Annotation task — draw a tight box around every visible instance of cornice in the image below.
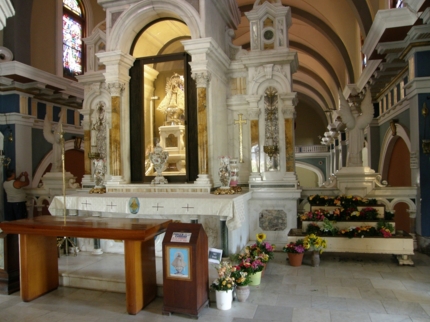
[362,7,419,59]
[182,37,231,83]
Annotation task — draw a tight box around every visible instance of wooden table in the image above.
[0,216,171,315]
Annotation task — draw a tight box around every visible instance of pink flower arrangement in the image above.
[283,239,306,254]
[235,257,265,275]
[379,227,392,238]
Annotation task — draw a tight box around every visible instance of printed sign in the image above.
[171,232,192,243]
[208,248,223,264]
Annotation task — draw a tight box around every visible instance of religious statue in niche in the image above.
[157,73,185,125]
[92,102,107,159]
[338,88,374,167]
[89,102,107,192]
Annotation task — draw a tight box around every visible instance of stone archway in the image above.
[107,0,203,54]
[379,123,411,181]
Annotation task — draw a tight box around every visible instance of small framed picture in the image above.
[165,245,192,281]
[208,248,223,264]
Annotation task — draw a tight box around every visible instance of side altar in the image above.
[48,191,252,256]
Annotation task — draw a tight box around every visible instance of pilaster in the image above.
[96,51,135,184]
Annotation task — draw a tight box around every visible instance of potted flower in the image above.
[246,233,275,263]
[231,266,251,302]
[233,255,265,286]
[210,261,235,310]
[283,239,307,266]
[246,233,275,277]
[303,234,327,267]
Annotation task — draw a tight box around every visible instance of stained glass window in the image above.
[63,0,84,78]
[63,0,82,16]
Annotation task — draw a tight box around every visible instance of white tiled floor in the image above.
[1,251,430,321]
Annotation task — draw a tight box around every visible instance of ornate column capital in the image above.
[107,82,125,97]
[247,108,261,120]
[192,71,211,88]
[281,107,295,119]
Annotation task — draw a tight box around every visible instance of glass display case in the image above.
[129,53,198,183]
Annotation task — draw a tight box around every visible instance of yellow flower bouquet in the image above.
[303,234,327,254]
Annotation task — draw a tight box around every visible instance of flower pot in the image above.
[236,285,250,302]
[261,263,267,277]
[311,251,320,267]
[249,271,262,286]
[215,289,233,310]
[287,252,304,267]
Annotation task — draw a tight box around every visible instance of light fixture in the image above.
[422,102,430,154]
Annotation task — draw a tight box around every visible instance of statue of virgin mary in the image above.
[157,73,185,125]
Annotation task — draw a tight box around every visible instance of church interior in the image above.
[1,0,430,320]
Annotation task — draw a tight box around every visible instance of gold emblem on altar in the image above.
[129,197,140,214]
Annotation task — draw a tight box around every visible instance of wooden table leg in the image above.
[19,234,59,301]
[124,238,157,315]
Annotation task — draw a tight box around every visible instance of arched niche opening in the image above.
[129,19,198,183]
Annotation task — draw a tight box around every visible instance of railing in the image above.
[295,145,329,153]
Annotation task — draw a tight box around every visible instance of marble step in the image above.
[58,251,219,296]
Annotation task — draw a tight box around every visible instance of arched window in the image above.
[63,0,85,78]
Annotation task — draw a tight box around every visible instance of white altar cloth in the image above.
[48,192,252,230]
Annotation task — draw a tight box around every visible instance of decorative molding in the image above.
[0,0,14,30]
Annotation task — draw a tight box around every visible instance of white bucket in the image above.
[215,289,233,310]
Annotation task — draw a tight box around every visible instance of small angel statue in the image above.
[337,88,374,167]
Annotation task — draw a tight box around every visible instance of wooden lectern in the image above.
[162,223,209,317]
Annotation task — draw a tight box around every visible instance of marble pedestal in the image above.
[248,188,301,250]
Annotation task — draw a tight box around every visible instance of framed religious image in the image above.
[165,245,192,281]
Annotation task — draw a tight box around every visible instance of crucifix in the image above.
[234,113,247,163]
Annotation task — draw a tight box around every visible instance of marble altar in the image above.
[48,192,252,255]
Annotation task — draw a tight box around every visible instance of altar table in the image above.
[48,192,250,230]
[0,216,171,315]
